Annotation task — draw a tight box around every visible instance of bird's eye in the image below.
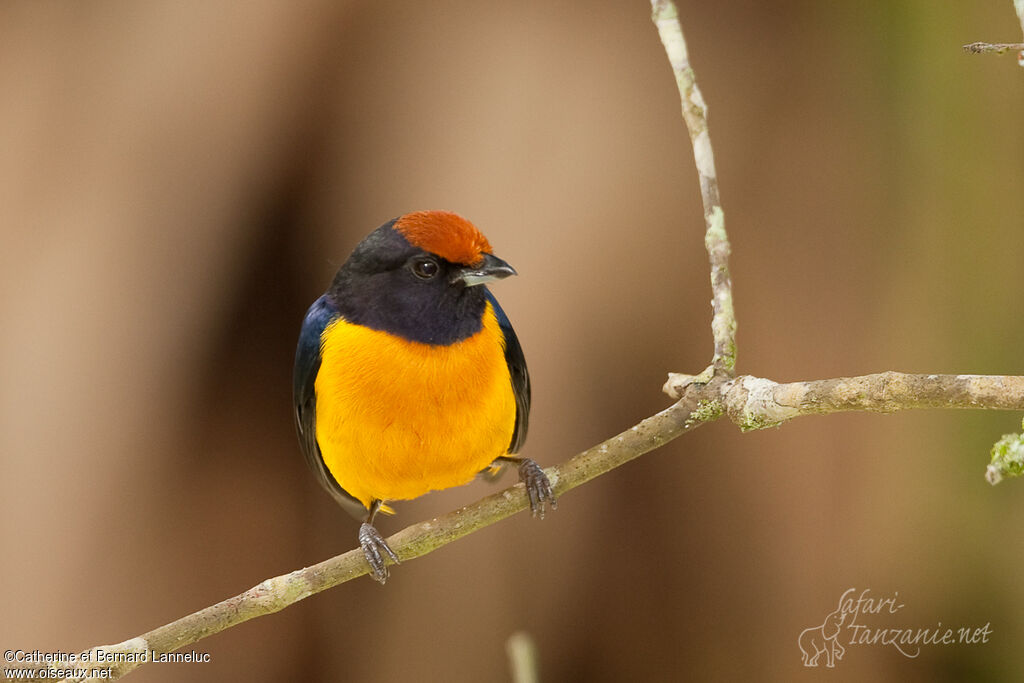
[411,258,439,279]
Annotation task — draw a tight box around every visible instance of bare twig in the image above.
[963,41,1024,54]
[651,0,736,375]
[963,0,1024,64]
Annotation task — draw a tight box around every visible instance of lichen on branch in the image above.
[665,372,1024,429]
[987,419,1024,484]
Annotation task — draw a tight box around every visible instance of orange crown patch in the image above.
[394,210,492,266]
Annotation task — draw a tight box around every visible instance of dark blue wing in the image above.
[486,289,530,453]
[293,294,367,518]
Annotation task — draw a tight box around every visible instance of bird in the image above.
[293,210,555,583]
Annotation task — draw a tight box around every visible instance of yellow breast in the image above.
[314,302,516,507]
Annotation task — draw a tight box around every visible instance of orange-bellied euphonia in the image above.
[293,210,555,583]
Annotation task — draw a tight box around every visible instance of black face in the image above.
[327,220,488,345]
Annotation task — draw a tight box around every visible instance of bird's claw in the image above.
[359,522,400,584]
[517,458,557,519]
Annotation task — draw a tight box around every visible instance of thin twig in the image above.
[962,0,1024,63]
[651,0,736,375]
[962,41,1024,54]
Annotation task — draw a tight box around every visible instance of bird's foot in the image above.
[359,522,400,584]
[518,458,557,519]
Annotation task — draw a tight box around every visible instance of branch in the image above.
[29,5,726,681]
[963,41,1024,55]
[48,368,1024,682]
[27,3,1024,681]
[651,0,736,375]
[29,397,707,683]
[665,371,1024,431]
[963,0,1024,64]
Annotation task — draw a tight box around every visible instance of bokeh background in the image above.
[2,1,1023,681]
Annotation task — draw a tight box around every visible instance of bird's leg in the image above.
[494,456,557,519]
[359,499,399,584]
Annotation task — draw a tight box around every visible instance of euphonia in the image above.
[293,210,555,583]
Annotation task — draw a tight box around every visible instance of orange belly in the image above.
[314,302,516,507]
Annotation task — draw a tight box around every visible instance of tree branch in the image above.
[962,0,1024,64]
[27,2,1024,681]
[29,4,726,680]
[651,0,736,375]
[665,371,1024,431]
[30,396,707,683]
[963,41,1024,55]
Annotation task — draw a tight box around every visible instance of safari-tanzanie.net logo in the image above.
[798,588,992,668]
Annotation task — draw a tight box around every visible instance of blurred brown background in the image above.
[2,1,1023,681]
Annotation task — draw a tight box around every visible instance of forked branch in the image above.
[25,2,1024,681]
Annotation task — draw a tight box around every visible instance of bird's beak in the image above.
[454,253,517,287]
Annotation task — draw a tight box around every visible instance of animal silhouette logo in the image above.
[798,607,846,667]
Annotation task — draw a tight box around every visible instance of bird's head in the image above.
[329,210,516,345]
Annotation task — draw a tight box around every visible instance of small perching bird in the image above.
[293,210,555,582]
